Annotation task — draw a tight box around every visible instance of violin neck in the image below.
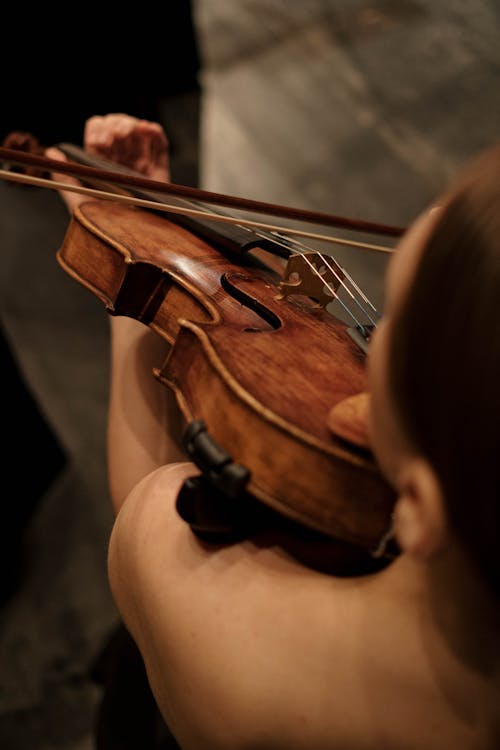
[58,143,290,260]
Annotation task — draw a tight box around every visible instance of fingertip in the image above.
[45,146,67,162]
[84,115,102,139]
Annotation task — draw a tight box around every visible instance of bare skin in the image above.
[51,115,500,749]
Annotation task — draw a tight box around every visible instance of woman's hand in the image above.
[46,112,170,213]
[83,113,170,182]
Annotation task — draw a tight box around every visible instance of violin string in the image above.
[0,167,395,254]
[246,227,380,329]
[314,255,380,327]
[299,254,374,336]
[163,194,380,333]
[341,271,381,318]
[244,226,381,331]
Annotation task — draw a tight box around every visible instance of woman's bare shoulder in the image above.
[108,461,362,600]
[106,462,368,747]
[107,460,351,621]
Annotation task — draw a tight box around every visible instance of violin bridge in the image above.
[278,252,344,308]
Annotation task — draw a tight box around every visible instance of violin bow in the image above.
[0,145,404,254]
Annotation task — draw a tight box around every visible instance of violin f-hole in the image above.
[220,273,281,331]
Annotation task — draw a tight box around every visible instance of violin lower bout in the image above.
[157,316,395,553]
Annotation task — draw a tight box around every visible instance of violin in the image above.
[0,138,402,567]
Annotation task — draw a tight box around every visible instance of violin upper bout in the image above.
[327,392,372,451]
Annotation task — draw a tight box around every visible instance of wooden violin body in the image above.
[58,199,395,553]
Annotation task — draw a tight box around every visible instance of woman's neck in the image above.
[428,545,500,668]
[381,545,500,743]
[388,542,500,686]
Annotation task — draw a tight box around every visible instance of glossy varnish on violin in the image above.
[58,199,395,551]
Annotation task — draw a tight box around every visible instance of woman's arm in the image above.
[49,113,186,513]
[107,315,185,513]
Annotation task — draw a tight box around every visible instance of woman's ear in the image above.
[393,458,448,558]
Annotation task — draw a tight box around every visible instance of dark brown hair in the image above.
[388,143,500,594]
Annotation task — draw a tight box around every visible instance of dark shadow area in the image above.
[0,324,67,606]
[0,3,201,749]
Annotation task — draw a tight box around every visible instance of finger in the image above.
[135,120,169,153]
[45,147,85,212]
[84,115,102,147]
[88,114,136,159]
[87,113,128,151]
[83,114,169,180]
[134,121,170,180]
[84,115,111,151]
[150,128,170,180]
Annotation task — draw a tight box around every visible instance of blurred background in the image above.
[0,1,499,747]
